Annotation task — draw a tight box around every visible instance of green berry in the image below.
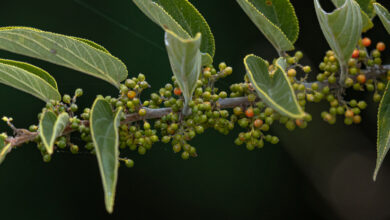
[63,95,71,104]
[43,154,51,163]
[70,145,79,154]
[75,88,83,97]
[125,159,134,168]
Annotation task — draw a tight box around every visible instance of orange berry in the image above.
[127,90,137,99]
[174,87,182,96]
[345,109,354,118]
[362,37,371,47]
[353,115,362,124]
[245,107,254,118]
[377,42,386,52]
[352,49,359,58]
[356,74,366,84]
[253,119,263,128]
[295,119,303,127]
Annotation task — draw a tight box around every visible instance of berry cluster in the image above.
[3,37,388,166]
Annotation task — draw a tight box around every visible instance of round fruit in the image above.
[362,37,371,47]
[377,42,386,52]
[245,107,254,118]
[352,49,359,58]
[356,74,366,84]
[174,87,182,96]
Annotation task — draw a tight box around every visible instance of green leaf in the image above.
[164,30,202,114]
[331,0,373,32]
[244,54,305,119]
[201,53,213,66]
[39,111,69,154]
[237,0,298,52]
[356,0,376,18]
[72,37,111,54]
[374,3,390,35]
[0,140,11,165]
[374,81,390,181]
[0,59,61,101]
[90,98,122,213]
[314,0,362,84]
[0,27,127,87]
[132,0,215,59]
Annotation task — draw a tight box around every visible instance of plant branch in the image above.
[4,65,390,149]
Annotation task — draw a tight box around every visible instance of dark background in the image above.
[0,0,390,219]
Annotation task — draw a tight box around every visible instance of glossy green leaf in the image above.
[331,0,373,32]
[0,140,12,165]
[244,54,305,119]
[315,0,362,83]
[0,27,127,87]
[165,30,202,114]
[0,59,61,101]
[374,82,390,181]
[39,111,69,154]
[133,0,215,59]
[374,3,390,35]
[237,0,298,52]
[90,98,122,213]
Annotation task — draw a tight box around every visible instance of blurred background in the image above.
[1,0,390,219]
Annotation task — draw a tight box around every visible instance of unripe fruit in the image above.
[173,144,181,153]
[43,154,51,163]
[357,101,367,109]
[125,159,134,168]
[373,93,381,102]
[233,107,243,116]
[138,108,147,116]
[181,151,190,160]
[224,67,233,75]
[287,69,296,77]
[70,145,79,154]
[63,95,71,104]
[303,66,311,73]
[75,88,83,97]
[377,82,385,91]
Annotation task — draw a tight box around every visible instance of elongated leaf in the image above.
[0,27,127,87]
[39,111,69,154]
[331,0,373,32]
[72,37,111,54]
[374,82,390,180]
[315,0,362,83]
[132,0,215,59]
[165,30,202,114]
[0,59,60,101]
[90,98,122,213]
[237,0,298,52]
[244,54,305,119]
[374,3,390,35]
[0,141,12,165]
